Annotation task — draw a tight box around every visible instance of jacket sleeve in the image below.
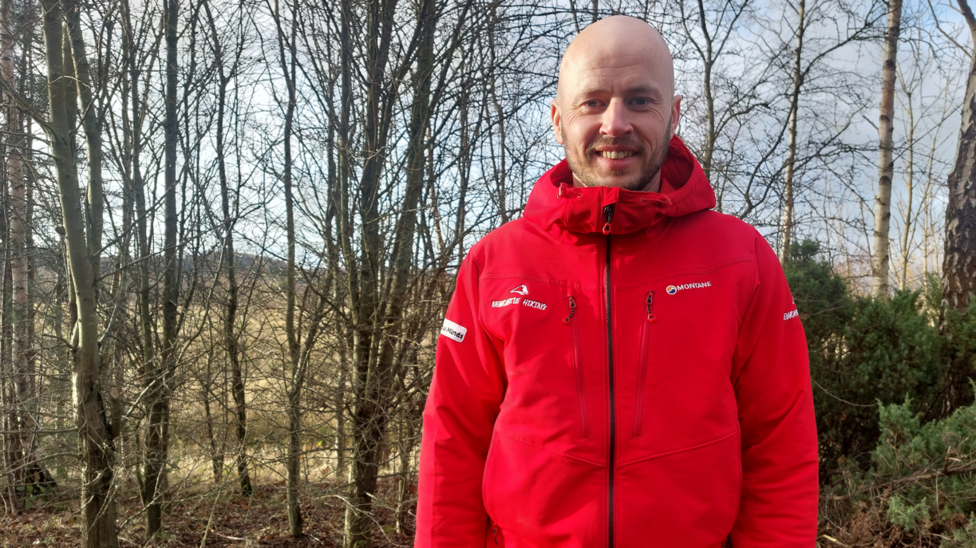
[415,247,506,548]
[729,234,819,547]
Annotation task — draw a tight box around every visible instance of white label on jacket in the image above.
[665,280,712,295]
[492,297,521,308]
[440,318,467,342]
[784,309,799,321]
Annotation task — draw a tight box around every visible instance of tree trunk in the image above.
[335,338,348,480]
[64,0,103,287]
[938,0,976,414]
[118,0,156,515]
[202,0,252,497]
[1,0,24,508]
[274,0,303,535]
[143,0,179,536]
[341,0,390,542]
[696,0,716,183]
[0,88,19,509]
[4,0,56,506]
[899,92,915,291]
[488,5,507,224]
[394,419,414,535]
[202,353,221,484]
[943,0,976,311]
[343,0,436,545]
[39,0,118,544]
[871,0,902,297]
[780,0,805,263]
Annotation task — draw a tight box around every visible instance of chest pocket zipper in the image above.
[565,296,590,439]
[632,291,656,439]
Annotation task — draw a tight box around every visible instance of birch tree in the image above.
[871,0,903,297]
[943,0,976,311]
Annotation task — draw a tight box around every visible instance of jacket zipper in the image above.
[632,291,655,439]
[565,296,590,438]
[603,204,615,548]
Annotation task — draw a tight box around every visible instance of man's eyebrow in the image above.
[576,84,664,97]
[623,85,664,96]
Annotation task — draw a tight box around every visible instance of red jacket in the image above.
[416,136,818,548]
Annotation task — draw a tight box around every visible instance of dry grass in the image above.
[0,476,415,548]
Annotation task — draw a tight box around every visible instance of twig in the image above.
[0,75,55,135]
[210,531,247,542]
[831,461,976,501]
[819,534,852,547]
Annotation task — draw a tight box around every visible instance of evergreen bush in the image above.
[785,241,946,479]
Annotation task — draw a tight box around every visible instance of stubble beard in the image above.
[564,116,672,192]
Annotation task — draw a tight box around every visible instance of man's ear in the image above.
[551,99,564,145]
[671,95,682,135]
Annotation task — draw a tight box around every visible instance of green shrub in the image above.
[785,241,946,479]
[787,242,976,544]
[820,392,976,546]
[870,394,975,543]
[941,297,976,412]
[872,393,976,515]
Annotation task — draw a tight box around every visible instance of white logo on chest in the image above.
[666,281,712,295]
[492,284,548,311]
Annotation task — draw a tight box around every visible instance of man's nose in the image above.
[600,100,632,136]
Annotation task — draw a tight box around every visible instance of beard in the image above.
[564,114,672,191]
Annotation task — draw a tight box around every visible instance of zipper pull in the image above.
[563,295,576,324]
[602,204,615,235]
[645,291,656,322]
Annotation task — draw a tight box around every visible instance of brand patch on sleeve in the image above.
[440,318,467,342]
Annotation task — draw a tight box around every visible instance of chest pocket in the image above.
[615,260,752,463]
[480,276,602,458]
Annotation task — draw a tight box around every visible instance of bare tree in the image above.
[871,0,903,297]
[202,0,252,497]
[141,0,179,535]
[1,0,56,509]
[37,0,119,543]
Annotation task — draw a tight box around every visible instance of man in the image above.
[416,16,818,548]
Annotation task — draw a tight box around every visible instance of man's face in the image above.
[552,45,681,192]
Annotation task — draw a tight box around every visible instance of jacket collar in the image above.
[523,135,716,238]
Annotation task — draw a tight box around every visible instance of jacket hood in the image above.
[523,135,716,237]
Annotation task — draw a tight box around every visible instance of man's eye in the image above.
[632,98,650,106]
[584,100,601,108]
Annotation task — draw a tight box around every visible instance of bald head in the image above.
[550,16,681,192]
[556,16,674,105]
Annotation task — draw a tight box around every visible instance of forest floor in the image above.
[0,478,414,547]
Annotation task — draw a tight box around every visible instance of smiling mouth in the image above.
[598,150,635,159]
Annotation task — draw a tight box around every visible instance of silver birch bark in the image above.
[872,0,903,297]
[943,0,976,311]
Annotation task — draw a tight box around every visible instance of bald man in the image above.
[417,16,818,548]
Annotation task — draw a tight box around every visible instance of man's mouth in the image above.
[598,150,635,159]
